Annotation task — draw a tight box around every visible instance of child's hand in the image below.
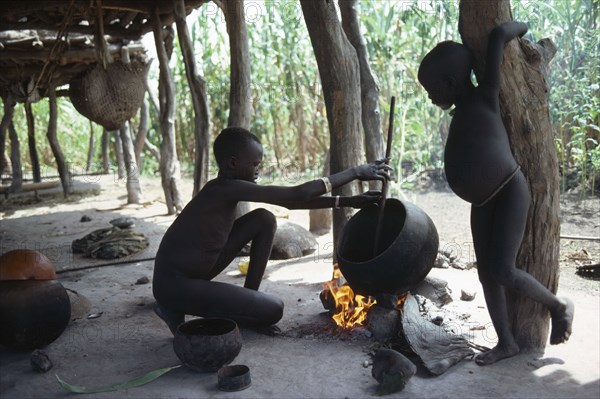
[346,191,383,208]
[354,159,392,182]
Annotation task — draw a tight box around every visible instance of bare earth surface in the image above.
[0,174,598,399]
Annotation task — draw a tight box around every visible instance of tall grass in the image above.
[4,0,598,196]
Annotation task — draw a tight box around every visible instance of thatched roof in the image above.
[0,0,206,101]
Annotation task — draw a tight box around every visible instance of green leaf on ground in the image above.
[56,364,182,394]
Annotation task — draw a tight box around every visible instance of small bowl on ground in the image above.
[217,364,251,391]
[173,318,242,372]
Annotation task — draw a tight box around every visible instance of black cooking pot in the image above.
[337,198,439,296]
[0,280,71,350]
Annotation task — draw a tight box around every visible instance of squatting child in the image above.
[153,127,391,334]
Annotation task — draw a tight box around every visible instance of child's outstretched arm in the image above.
[273,190,382,210]
[225,160,391,204]
[482,21,528,100]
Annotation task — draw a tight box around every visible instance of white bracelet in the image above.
[321,177,332,193]
[335,195,340,209]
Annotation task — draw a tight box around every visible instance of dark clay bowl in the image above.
[173,318,242,372]
[337,198,439,296]
[0,280,71,350]
[217,364,251,391]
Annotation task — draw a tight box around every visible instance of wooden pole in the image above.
[25,102,41,182]
[373,96,396,257]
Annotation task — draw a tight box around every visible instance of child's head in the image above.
[214,127,263,181]
[418,41,473,109]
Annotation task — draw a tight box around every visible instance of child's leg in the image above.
[206,208,277,290]
[471,201,520,365]
[487,171,573,345]
[157,277,283,327]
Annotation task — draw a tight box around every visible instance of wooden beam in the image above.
[0,43,146,63]
[0,180,60,194]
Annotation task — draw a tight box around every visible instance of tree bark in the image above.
[25,102,41,182]
[459,0,560,350]
[135,96,162,166]
[153,8,184,214]
[0,99,15,179]
[174,0,210,196]
[222,0,252,128]
[101,127,110,174]
[339,0,384,191]
[221,0,252,217]
[134,97,149,169]
[86,120,95,173]
[301,0,364,248]
[310,150,332,235]
[119,121,142,204]
[8,122,22,191]
[46,87,72,197]
[113,130,126,180]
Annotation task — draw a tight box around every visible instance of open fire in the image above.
[323,268,376,329]
[322,266,407,329]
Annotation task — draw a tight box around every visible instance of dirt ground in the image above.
[0,174,598,399]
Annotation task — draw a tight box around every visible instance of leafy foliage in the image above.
[3,0,598,196]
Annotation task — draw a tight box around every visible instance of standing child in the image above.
[153,127,391,334]
[417,21,573,365]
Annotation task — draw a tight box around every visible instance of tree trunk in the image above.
[222,0,252,128]
[46,87,71,197]
[25,102,41,183]
[339,0,384,191]
[101,128,110,174]
[221,0,252,217]
[310,150,332,235]
[153,8,184,215]
[8,122,22,191]
[135,96,162,166]
[174,0,210,196]
[86,120,95,173]
[119,121,142,204]
[113,130,126,180]
[0,99,15,179]
[301,0,364,248]
[459,0,560,350]
[134,98,149,169]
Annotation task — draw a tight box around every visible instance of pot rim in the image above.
[337,198,419,265]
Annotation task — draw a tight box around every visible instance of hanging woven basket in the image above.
[69,60,149,130]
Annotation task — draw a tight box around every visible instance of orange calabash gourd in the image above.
[0,249,57,281]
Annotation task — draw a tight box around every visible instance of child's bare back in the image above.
[155,179,239,279]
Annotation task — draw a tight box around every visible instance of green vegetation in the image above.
[4,0,598,196]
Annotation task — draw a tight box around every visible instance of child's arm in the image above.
[224,161,390,204]
[272,191,382,210]
[482,21,528,99]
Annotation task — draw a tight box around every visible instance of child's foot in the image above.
[241,324,282,337]
[550,298,574,345]
[475,342,520,366]
[153,302,184,335]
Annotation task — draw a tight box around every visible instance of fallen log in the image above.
[0,180,59,194]
[560,235,600,242]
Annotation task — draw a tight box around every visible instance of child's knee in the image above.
[260,295,284,325]
[485,266,515,287]
[253,208,277,233]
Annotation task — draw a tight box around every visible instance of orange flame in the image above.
[395,293,408,309]
[323,266,376,329]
